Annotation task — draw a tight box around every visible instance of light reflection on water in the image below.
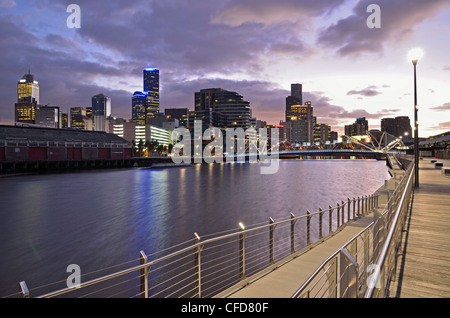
[0,159,389,296]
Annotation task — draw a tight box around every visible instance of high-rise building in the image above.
[193,88,251,129]
[345,117,368,136]
[165,108,189,127]
[143,68,159,121]
[395,116,412,138]
[286,101,314,145]
[380,116,412,138]
[132,91,147,125]
[92,94,111,131]
[286,83,302,122]
[35,105,60,128]
[15,69,39,124]
[70,107,87,129]
[17,69,39,104]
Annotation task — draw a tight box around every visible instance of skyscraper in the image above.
[143,68,159,121]
[92,93,111,131]
[17,68,39,104]
[131,91,147,125]
[286,83,302,122]
[15,69,39,124]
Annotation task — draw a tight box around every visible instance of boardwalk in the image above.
[390,159,450,298]
[216,167,402,298]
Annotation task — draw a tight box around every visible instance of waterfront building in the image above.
[286,101,314,145]
[194,88,251,129]
[15,100,37,124]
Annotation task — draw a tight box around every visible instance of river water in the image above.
[0,159,389,297]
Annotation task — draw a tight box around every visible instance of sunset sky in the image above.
[1,0,449,137]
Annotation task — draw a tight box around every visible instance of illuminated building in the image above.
[143,68,159,122]
[35,105,60,128]
[15,69,39,124]
[92,94,111,131]
[70,107,87,129]
[17,69,39,104]
[193,88,251,129]
[132,91,147,125]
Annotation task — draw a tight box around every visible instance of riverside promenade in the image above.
[216,158,404,298]
[389,158,450,298]
[218,157,450,298]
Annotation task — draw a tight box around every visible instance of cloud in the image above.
[347,85,381,97]
[430,102,450,112]
[317,0,450,56]
[210,0,345,27]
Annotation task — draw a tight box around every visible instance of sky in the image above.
[0,0,449,137]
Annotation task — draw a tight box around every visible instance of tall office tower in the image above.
[286,83,302,122]
[15,69,40,124]
[143,68,159,122]
[395,116,412,138]
[92,93,111,131]
[286,100,314,145]
[194,88,251,129]
[346,117,369,136]
[380,117,397,136]
[35,105,60,128]
[70,107,87,129]
[17,68,39,103]
[131,91,147,125]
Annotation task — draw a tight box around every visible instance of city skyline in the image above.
[1,1,450,137]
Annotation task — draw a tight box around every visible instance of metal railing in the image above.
[12,191,379,298]
[291,156,414,298]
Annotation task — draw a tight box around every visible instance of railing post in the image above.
[19,281,29,298]
[319,208,323,240]
[329,205,333,233]
[290,213,296,254]
[353,197,356,219]
[306,210,311,246]
[194,232,203,298]
[239,222,246,280]
[347,198,351,222]
[337,203,341,228]
[140,250,149,298]
[365,195,368,214]
[341,200,345,225]
[269,218,275,265]
[357,196,360,216]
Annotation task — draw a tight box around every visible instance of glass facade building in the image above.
[132,91,147,125]
[143,68,159,122]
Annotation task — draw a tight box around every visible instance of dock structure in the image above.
[389,159,450,298]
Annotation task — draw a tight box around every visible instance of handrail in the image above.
[27,192,377,298]
[291,155,414,298]
[364,163,414,298]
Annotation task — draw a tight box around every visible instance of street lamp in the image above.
[408,48,423,188]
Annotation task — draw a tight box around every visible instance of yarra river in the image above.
[0,159,390,297]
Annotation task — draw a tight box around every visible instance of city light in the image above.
[407,48,424,64]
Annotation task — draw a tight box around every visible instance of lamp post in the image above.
[408,48,423,188]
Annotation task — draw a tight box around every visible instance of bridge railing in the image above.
[291,155,414,298]
[15,193,379,298]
